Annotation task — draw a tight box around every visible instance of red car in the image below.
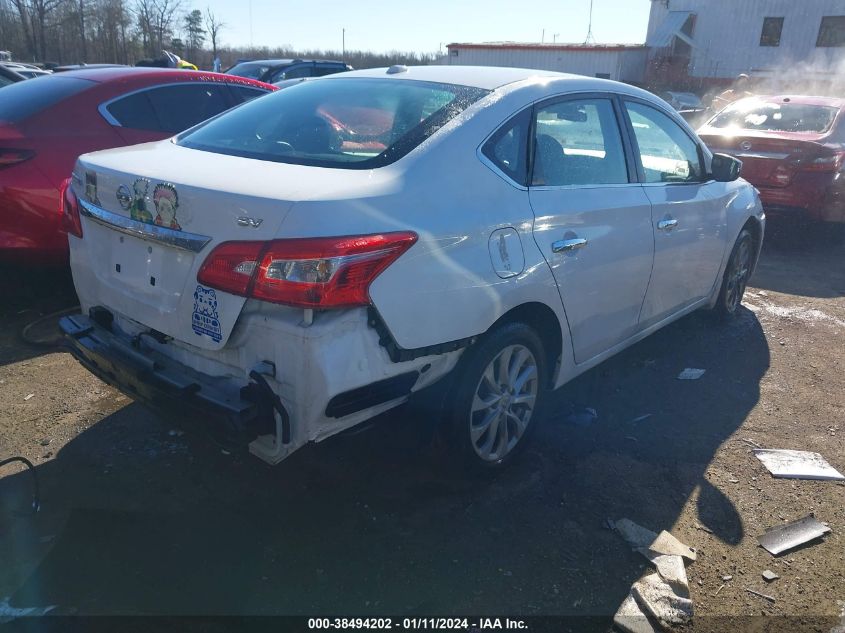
[699,95,845,233]
[0,67,275,264]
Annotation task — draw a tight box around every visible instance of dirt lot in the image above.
[1,226,844,631]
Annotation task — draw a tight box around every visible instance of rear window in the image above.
[177,78,490,169]
[708,100,839,133]
[0,75,90,123]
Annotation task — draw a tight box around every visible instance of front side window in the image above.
[708,99,838,133]
[177,78,490,169]
[482,108,531,185]
[531,98,628,187]
[625,101,703,184]
[760,17,784,46]
[817,16,845,47]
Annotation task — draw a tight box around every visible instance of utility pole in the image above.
[584,0,596,44]
[541,28,545,43]
[249,0,254,49]
[342,28,346,61]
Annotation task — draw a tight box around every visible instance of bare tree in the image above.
[204,5,222,60]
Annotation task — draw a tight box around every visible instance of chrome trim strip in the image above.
[78,198,212,253]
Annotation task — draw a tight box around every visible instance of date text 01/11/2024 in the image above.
[307,618,529,630]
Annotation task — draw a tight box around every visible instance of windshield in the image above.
[177,77,490,169]
[226,61,274,79]
[708,100,839,133]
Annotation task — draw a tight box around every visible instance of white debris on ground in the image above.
[677,368,706,380]
[753,449,845,481]
[0,597,56,624]
[744,292,845,329]
[611,519,695,632]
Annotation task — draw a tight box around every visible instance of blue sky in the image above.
[201,0,653,53]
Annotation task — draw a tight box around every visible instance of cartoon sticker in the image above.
[153,183,181,230]
[192,285,222,343]
[126,178,153,224]
[84,171,101,205]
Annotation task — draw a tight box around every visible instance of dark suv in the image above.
[225,59,352,83]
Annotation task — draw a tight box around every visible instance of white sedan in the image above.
[60,65,764,471]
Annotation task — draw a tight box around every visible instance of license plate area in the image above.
[94,223,196,312]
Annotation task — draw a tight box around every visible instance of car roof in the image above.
[51,66,272,87]
[236,58,345,64]
[323,65,586,90]
[740,94,845,109]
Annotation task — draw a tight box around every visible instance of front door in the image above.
[528,95,654,364]
[622,100,728,327]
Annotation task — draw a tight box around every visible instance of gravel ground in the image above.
[1,226,844,631]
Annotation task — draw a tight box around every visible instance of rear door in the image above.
[528,94,654,364]
[623,99,728,327]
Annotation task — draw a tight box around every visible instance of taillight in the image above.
[0,148,34,168]
[197,232,418,309]
[59,178,83,238]
[801,151,845,172]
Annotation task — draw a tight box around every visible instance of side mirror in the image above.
[711,152,742,182]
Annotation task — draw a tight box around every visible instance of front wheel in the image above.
[446,322,548,473]
[714,228,754,318]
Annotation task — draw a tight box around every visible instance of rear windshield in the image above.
[0,75,91,123]
[708,100,839,133]
[226,62,275,80]
[177,78,490,169]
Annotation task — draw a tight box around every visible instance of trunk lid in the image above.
[73,141,298,350]
[699,129,838,188]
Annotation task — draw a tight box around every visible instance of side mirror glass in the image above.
[711,152,742,182]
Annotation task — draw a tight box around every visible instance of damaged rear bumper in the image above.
[60,311,280,449]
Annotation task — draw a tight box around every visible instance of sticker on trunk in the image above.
[192,285,222,342]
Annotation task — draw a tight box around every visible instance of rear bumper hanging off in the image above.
[60,311,281,448]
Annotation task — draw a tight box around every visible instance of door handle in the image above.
[657,218,679,231]
[552,237,588,253]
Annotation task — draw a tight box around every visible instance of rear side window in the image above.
[625,101,703,183]
[106,84,234,133]
[277,64,313,80]
[482,109,531,185]
[0,76,90,123]
[532,98,628,187]
[105,91,158,129]
[147,84,232,133]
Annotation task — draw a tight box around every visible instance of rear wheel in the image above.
[446,323,547,473]
[714,228,754,318]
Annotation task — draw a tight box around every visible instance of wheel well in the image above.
[742,216,762,248]
[490,302,563,386]
[741,216,763,273]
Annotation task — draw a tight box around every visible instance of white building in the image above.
[442,0,845,88]
[441,43,649,83]
[647,0,845,81]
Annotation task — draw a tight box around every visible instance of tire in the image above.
[444,322,548,473]
[714,228,754,318]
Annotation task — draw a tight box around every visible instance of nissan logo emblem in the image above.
[740,141,753,151]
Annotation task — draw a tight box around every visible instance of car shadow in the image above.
[752,220,845,299]
[0,307,769,621]
[0,264,78,367]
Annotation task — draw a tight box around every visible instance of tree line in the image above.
[0,0,438,70]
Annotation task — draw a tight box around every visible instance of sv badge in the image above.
[236,217,263,228]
